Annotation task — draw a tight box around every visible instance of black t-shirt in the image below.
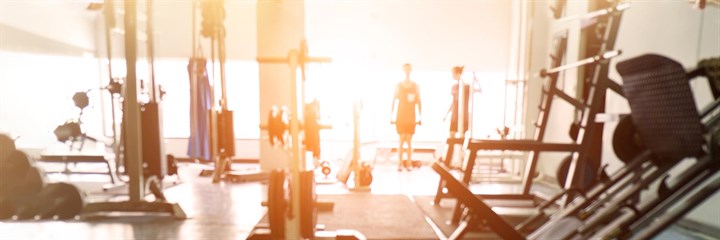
[451,83,470,124]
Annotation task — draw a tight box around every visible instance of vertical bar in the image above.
[208,1,220,181]
[451,149,478,224]
[103,0,120,169]
[353,101,360,168]
[147,0,156,101]
[434,138,458,204]
[123,0,145,201]
[631,177,720,240]
[564,7,623,206]
[521,31,568,195]
[217,1,228,111]
[287,50,301,240]
[188,1,199,168]
[191,0,196,59]
[521,78,558,195]
[458,76,465,138]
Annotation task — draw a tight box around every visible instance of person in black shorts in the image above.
[445,66,470,138]
[391,63,422,171]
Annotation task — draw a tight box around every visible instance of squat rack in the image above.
[434,0,629,228]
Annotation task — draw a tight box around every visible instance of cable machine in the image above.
[82,0,186,218]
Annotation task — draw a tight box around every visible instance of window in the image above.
[103,58,260,139]
[305,63,511,142]
[0,51,101,149]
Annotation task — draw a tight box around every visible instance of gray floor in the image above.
[0,161,716,239]
[1,162,454,240]
[1,163,266,239]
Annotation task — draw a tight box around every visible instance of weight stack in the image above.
[268,169,286,239]
[300,170,317,238]
[141,102,167,178]
[217,110,235,157]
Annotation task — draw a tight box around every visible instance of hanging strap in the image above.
[195,44,206,60]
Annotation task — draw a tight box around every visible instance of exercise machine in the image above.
[556,54,720,240]
[80,0,186,219]
[432,53,719,239]
[336,101,374,191]
[433,1,632,237]
[249,40,364,239]
[434,1,629,231]
[188,0,242,184]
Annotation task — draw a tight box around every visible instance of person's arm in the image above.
[391,84,398,124]
[444,84,455,121]
[443,108,451,122]
[416,84,422,125]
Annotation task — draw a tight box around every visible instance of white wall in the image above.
[0,1,96,53]
[150,1,257,60]
[0,2,101,148]
[305,0,512,72]
[528,0,720,231]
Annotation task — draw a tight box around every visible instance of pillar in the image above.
[257,1,305,172]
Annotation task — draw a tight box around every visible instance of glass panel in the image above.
[0,51,101,149]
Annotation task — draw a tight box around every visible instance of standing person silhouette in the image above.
[445,66,470,138]
[391,63,422,171]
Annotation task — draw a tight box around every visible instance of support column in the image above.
[257,0,305,171]
[123,0,144,201]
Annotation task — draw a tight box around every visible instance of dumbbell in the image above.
[15,183,85,220]
[411,160,422,169]
[320,161,331,177]
[0,150,44,220]
[358,162,373,187]
[0,134,16,162]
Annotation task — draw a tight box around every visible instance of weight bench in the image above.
[436,139,583,224]
[432,162,526,239]
[39,154,117,184]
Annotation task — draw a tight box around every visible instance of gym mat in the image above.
[256,194,439,240]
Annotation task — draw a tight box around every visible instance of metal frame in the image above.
[531,54,719,239]
[434,30,570,205]
[434,142,708,240]
[433,1,631,235]
[589,154,717,239]
[581,75,720,239]
[82,0,186,219]
[439,47,625,224]
[561,2,624,205]
[531,107,705,238]
[255,41,331,239]
[38,155,118,185]
[631,176,720,240]
[433,162,525,240]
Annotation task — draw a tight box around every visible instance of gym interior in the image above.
[1,0,719,239]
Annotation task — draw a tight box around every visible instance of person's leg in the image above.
[406,134,414,170]
[403,134,413,169]
[398,134,405,171]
